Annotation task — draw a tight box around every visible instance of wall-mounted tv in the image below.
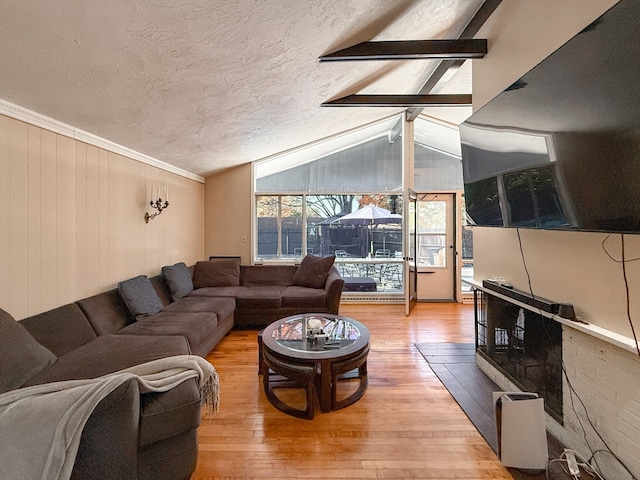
[460,0,640,233]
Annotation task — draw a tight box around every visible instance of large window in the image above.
[255,121,404,267]
[255,194,403,261]
[253,115,467,296]
[256,196,303,260]
[305,194,357,258]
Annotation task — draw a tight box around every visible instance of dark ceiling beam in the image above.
[319,39,487,61]
[406,0,502,121]
[322,94,472,107]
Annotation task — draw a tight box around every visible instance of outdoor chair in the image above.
[382,263,402,288]
[335,250,362,277]
[371,249,391,284]
[342,262,362,278]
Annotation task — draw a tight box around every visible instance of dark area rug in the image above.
[415,343,586,480]
[414,342,499,452]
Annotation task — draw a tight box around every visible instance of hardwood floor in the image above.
[196,303,513,479]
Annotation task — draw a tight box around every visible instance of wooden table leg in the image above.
[257,329,264,375]
[318,359,332,413]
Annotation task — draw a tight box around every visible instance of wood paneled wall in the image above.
[0,114,204,320]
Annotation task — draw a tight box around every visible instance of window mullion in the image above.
[277,196,283,259]
[301,194,307,258]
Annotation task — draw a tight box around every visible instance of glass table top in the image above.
[271,314,362,353]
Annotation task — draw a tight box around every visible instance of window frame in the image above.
[253,191,403,264]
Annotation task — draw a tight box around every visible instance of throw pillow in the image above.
[0,307,57,394]
[162,262,194,301]
[292,254,335,289]
[193,258,241,288]
[118,275,164,320]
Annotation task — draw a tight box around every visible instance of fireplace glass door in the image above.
[475,290,563,422]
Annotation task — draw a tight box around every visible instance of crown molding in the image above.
[0,99,205,183]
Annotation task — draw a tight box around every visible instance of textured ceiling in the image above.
[0,0,483,177]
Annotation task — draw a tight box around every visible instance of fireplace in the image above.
[474,283,563,422]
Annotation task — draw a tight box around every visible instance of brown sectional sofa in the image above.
[0,255,343,480]
[193,257,344,328]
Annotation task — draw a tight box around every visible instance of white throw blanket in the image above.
[0,355,218,480]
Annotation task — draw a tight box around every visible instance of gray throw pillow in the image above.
[118,275,164,320]
[0,307,57,394]
[193,258,240,288]
[292,254,335,289]
[162,262,194,301]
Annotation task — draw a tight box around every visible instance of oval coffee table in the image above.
[261,313,370,418]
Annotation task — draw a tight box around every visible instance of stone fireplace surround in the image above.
[470,279,640,480]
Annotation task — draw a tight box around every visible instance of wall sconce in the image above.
[145,183,170,223]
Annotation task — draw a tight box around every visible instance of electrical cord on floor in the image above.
[546,449,606,480]
[515,228,638,480]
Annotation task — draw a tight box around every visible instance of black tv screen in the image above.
[461,0,640,233]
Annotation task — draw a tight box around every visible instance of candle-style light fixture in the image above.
[145,182,170,223]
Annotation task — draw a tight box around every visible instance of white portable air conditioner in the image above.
[493,392,548,470]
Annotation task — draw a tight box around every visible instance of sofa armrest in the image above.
[324,266,344,314]
[71,378,140,480]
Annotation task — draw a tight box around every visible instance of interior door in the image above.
[405,189,417,314]
[416,193,456,301]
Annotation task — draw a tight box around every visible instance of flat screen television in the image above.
[460,0,640,233]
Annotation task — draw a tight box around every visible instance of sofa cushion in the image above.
[118,275,164,320]
[189,285,248,298]
[193,258,240,288]
[162,262,194,301]
[25,334,192,386]
[77,289,133,335]
[117,312,217,353]
[19,303,97,356]
[292,254,335,289]
[0,307,57,394]
[240,265,297,286]
[281,286,328,308]
[149,274,172,306]
[162,296,236,321]
[235,286,285,310]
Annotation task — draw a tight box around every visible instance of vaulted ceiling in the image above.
[0,0,487,177]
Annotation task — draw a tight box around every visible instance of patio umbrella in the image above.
[332,205,401,255]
